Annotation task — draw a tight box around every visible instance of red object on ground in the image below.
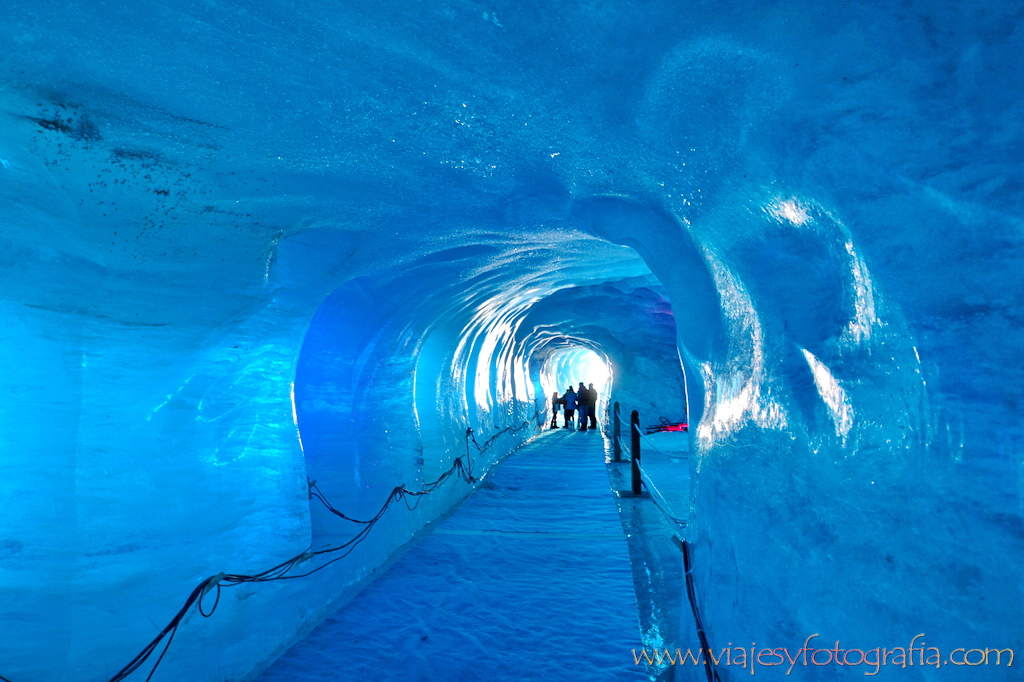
[646,422,688,433]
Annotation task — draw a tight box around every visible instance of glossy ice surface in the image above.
[1,1,1021,680]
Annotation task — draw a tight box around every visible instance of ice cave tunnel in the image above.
[1,1,1023,681]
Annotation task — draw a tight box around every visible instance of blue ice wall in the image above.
[1,1,1023,680]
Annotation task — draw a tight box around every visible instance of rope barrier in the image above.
[467,410,543,454]
[639,477,688,528]
[614,403,712,679]
[615,430,687,527]
[614,412,689,530]
[682,540,722,682]
[613,404,709,679]
[97,411,542,682]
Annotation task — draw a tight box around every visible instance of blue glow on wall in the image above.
[1,1,1021,679]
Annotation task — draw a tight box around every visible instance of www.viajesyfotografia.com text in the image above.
[633,634,1014,675]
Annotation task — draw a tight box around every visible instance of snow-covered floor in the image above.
[255,429,648,682]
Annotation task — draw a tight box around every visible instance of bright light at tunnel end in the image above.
[540,347,612,401]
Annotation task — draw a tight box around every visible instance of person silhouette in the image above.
[562,386,577,430]
[550,390,562,428]
[576,382,590,432]
[586,382,598,429]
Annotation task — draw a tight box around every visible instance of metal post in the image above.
[613,402,622,462]
[630,410,641,495]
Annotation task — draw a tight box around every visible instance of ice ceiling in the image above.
[1,1,1023,680]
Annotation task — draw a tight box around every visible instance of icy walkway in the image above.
[255,429,647,682]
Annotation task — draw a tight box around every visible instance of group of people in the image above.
[550,383,598,431]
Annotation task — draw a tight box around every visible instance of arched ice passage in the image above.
[292,228,689,553]
[1,2,1022,680]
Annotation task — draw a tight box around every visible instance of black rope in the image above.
[105,412,542,681]
[107,573,222,682]
[639,480,687,528]
[615,426,688,528]
[682,540,722,682]
[466,410,542,454]
[197,580,222,618]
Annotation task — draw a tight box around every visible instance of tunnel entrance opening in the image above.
[535,342,613,428]
[540,346,611,403]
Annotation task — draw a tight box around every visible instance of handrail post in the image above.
[630,410,641,495]
[613,402,622,462]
